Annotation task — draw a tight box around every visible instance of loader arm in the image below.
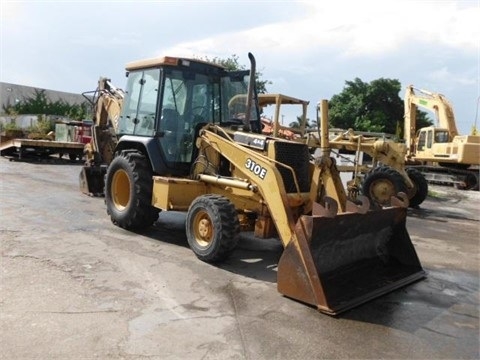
[329,130,414,188]
[198,126,307,248]
[197,125,335,308]
[195,125,425,315]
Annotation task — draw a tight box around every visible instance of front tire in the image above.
[186,195,240,263]
[105,150,159,230]
[362,166,407,207]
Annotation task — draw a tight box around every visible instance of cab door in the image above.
[117,69,160,137]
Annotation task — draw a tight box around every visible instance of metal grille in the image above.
[274,142,311,193]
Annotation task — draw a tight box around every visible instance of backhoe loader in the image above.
[101,53,425,315]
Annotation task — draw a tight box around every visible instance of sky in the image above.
[1,0,479,135]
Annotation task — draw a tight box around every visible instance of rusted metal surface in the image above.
[278,200,425,315]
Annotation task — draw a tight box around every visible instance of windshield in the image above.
[221,72,259,127]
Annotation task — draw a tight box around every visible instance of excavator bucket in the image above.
[277,197,425,315]
[79,164,107,196]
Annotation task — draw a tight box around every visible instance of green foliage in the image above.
[28,115,54,134]
[329,78,432,135]
[289,116,313,129]
[195,54,271,94]
[0,122,21,131]
[2,89,90,120]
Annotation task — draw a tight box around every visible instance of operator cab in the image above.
[116,56,261,175]
[415,126,450,152]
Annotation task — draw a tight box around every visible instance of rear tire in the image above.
[406,167,428,207]
[105,150,159,230]
[362,166,407,207]
[186,194,240,263]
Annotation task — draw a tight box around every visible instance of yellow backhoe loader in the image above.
[98,53,425,315]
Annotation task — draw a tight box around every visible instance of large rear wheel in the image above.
[406,167,428,207]
[362,166,407,207]
[105,150,159,230]
[186,195,240,263]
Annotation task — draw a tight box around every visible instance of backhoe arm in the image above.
[85,78,124,165]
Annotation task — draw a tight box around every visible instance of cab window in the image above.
[417,131,426,151]
[118,69,160,136]
[426,129,433,148]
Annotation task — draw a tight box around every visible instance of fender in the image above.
[115,135,165,174]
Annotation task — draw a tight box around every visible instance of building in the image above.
[0,82,91,129]
[0,82,88,110]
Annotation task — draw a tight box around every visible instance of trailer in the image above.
[0,138,85,161]
[0,120,92,161]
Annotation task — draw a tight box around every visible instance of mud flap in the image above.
[277,199,425,315]
[79,164,107,197]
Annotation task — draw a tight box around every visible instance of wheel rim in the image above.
[370,179,394,205]
[111,169,130,210]
[192,210,213,247]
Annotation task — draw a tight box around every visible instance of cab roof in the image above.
[125,56,226,71]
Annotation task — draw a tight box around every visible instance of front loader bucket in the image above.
[277,202,425,315]
[79,164,107,196]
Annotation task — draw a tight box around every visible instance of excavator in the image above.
[256,93,428,207]
[87,53,425,315]
[404,85,480,190]
[79,77,125,196]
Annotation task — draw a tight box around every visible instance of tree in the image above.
[289,116,313,129]
[194,54,271,94]
[329,78,432,136]
[2,89,90,121]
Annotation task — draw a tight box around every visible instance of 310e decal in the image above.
[245,158,267,179]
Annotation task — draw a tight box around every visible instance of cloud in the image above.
[426,66,477,86]
[158,0,479,61]
[1,0,477,134]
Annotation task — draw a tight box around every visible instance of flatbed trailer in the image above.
[0,138,85,161]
